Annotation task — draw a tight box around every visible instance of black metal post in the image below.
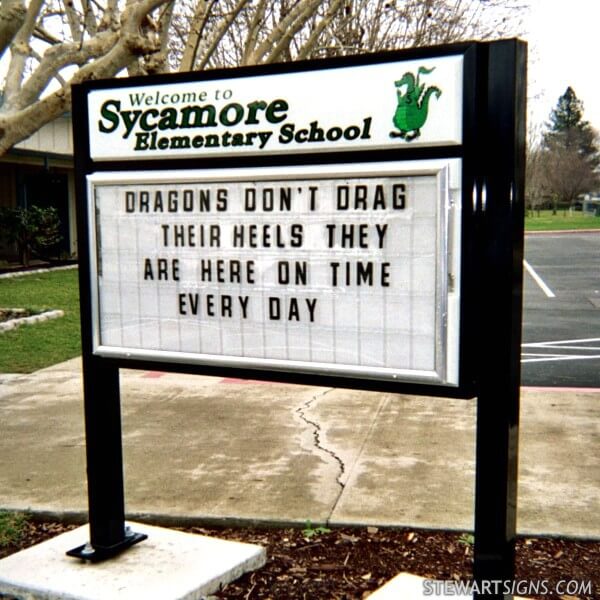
[82,355,125,548]
[66,356,146,561]
[473,40,527,599]
[67,83,146,561]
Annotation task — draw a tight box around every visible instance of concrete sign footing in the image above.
[0,522,266,600]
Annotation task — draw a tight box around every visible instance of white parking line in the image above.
[523,259,556,298]
[522,337,600,363]
[524,344,600,351]
[523,337,600,347]
[522,354,600,363]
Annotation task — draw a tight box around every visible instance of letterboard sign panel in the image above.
[89,160,461,385]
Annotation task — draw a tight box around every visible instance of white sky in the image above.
[524,0,600,132]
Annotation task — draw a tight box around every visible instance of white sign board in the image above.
[89,160,461,385]
[87,56,463,160]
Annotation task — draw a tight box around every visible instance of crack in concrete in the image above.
[295,388,346,492]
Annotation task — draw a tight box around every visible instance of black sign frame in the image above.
[75,43,482,400]
[70,39,526,600]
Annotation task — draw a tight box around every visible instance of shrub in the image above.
[0,205,62,266]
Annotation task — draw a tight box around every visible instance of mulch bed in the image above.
[1,521,598,599]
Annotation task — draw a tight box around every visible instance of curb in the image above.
[0,264,78,279]
[526,229,600,236]
[8,509,600,543]
[0,309,64,333]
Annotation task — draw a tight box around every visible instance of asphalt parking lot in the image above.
[522,232,600,387]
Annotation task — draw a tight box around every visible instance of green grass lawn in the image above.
[0,510,26,548]
[0,269,81,373]
[525,209,600,231]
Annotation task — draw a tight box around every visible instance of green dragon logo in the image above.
[390,66,442,141]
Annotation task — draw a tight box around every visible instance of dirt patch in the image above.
[0,309,35,323]
[1,521,598,599]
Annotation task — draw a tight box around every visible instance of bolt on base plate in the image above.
[66,530,147,562]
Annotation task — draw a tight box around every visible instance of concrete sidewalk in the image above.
[0,358,598,539]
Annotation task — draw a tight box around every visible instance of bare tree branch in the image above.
[0,0,170,151]
[33,24,62,45]
[265,0,329,64]
[98,0,119,31]
[14,30,118,110]
[195,0,246,70]
[148,0,175,73]
[60,0,83,43]
[241,0,267,65]
[245,0,322,64]
[296,0,343,60]
[180,0,213,71]
[3,0,45,103]
[81,0,98,37]
[0,0,27,57]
